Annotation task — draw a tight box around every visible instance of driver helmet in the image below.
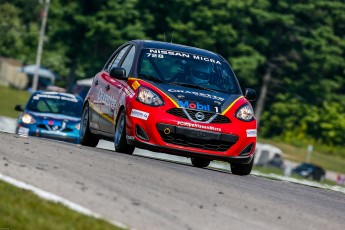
[189,61,210,85]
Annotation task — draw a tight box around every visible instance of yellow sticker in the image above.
[132,80,140,90]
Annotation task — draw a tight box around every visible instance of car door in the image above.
[86,75,101,131]
[98,45,136,134]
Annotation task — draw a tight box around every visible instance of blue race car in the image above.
[15,91,83,143]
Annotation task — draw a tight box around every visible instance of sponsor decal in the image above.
[97,88,117,109]
[168,89,225,101]
[130,109,149,120]
[123,86,135,98]
[33,94,78,102]
[148,49,222,65]
[192,55,222,65]
[132,81,140,90]
[41,130,68,136]
[177,121,221,132]
[179,101,210,111]
[246,129,257,137]
[149,49,190,58]
[60,96,78,102]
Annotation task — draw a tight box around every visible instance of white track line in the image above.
[0,173,130,229]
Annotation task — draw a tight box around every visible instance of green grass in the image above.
[0,180,124,230]
[0,85,31,118]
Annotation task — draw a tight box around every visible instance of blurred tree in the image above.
[0,1,39,61]
[47,0,146,91]
[1,0,345,149]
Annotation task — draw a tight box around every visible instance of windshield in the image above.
[138,49,241,94]
[27,93,83,117]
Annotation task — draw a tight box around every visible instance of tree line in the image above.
[1,0,344,156]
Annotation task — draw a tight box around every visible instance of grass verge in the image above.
[259,138,345,175]
[0,180,124,230]
[0,85,31,118]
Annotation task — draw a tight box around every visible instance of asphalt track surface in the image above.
[1,132,344,230]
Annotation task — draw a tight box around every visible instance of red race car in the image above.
[80,40,257,175]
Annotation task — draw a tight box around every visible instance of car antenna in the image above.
[171,30,174,43]
[164,33,166,42]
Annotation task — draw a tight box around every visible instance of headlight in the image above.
[235,104,254,121]
[21,114,36,124]
[75,123,80,130]
[137,87,164,106]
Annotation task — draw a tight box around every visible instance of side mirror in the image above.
[109,67,127,80]
[244,88,256,101]
[15,104,24,112]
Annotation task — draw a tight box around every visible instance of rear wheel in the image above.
[230,157,254,175]
[80,103,99,147]
[114,110,135,154]
[191,158,211,168]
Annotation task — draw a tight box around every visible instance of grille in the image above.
[186,109,214,122]
[157,124,238,152]
[166,108,188,119]
[37,123,72,132]
[166,108,231,123]
[211,115,231,124]
[37,124,62,130]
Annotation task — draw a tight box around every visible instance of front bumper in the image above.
[17,125,80,144]
[156,123,239,152]
[126,105,256,160]
[127,138,253,164]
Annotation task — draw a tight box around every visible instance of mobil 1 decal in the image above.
[179,100,219,113]
[178,94,243,113]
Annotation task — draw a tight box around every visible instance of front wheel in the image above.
[230,157,254,176]
[114,110,134,154]
[191,158,211,168]
[79,103,99,147]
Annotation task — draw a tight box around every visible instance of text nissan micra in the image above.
[80,40,257,175]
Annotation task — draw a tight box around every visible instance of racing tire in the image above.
[191,158,211,168]
[114,110,135,154]
[230,157,254,176]
[80,103,99,147]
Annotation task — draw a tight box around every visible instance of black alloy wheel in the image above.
[114,109,135,154]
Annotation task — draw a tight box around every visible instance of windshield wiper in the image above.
[169,82,217,92]
[139,74,163,83]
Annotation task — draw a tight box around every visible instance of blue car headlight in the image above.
[137,86,164,106]
[21,114,36,124]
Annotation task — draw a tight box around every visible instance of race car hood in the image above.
[26,111,81,123]
[153,82,243,113]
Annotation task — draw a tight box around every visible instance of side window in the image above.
[107,45,130,71]
[120,46,136,77]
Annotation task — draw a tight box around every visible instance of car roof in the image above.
[299,163,324,170]
[132,40,224,61]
